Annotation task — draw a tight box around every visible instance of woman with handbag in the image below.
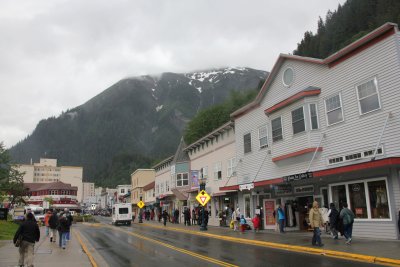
[13,212,40,267]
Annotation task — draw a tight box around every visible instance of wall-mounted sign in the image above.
[275,184,292,195]
[239,183,254,191]
[191,170,199,189]
[283,172,313,183]
[294,185,314,194]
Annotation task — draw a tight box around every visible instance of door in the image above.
[263,199,276,230]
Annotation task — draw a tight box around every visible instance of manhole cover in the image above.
[36,249,52,254]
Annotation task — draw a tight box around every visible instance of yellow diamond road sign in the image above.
[137,201,145,209]
[196,190,211,206]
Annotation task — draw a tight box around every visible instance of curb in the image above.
[141,223,400,266]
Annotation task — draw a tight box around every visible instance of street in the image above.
[76,217,386,267]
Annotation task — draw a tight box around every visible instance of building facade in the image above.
[116,185,131,203]
[131,169,155,214]
[16,158,84,202]
[154,156,174,216]
[82,182,95,205]
[225,23,400,239]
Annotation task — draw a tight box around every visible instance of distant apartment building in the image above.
[82,182,95,204]
[15,158,83,202]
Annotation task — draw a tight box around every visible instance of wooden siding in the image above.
[235,33,400,184]
[352,222,397,240]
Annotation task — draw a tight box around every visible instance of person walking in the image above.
[162,210,169,226]
[328,203,339,239]
[239,215,247,233]
[277,205,286,233]
[44,210,52,237]
[232,208,240,231]
[340,202,355,245]
[174,209,179,224]
[48,209,59,243]
[184,208,191,226]
[13,212,40,267]
[191,209,196,225]
[64,208,73,241]
[252,214,261,233]
[309,201,324,247]
[58,213,70,249]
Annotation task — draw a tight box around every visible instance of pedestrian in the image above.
[174,209,179,224]
[191,209,196,225]
[309,201,324,247]
[158,209,161,222]
[184,208,191,226]
[162,210,169,226]
[239,215,247,233]
[48,209,59,243]
[232,208,240,231]
[44,210,52,236]
[339,202,355,245]
[204,208,209,227]
[276,205,285,233]
[252,214,260,232]
[58,213,70,249]
[150,209,154,220]
[14,212,40,267]
[64,208,73,241]
[328,203,339,239]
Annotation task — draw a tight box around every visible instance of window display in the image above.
[368,180,389,219]
[349,182,367,218]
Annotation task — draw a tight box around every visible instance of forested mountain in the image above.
[294,0,400,58]
[9,68,267,186]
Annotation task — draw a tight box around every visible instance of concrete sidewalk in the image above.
[0,225,92,267]
[139,219,400,265]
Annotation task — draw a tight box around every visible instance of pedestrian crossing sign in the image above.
[137,201,145,209]
[196,190,211,206]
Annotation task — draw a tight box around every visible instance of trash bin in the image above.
[0,208,8,220]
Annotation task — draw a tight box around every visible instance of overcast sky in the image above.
[0,0,345,149]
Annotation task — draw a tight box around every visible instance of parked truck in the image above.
[112,203,132,226]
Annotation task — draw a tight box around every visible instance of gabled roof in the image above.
[24,181,77,191]
[231,22,398,119]
[172,137,190,163]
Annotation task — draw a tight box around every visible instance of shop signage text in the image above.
[239,183,254,191]
[283,172,313,183]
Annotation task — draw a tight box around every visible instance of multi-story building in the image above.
[154,156,174,215]
[15,158,83,202]
[24,181,79,211]
[116,185,131,203]
[225,22,400,239]
[82,182,95,205]
[131,169,155,214]
[185,121,238,226]
[143,181,155,207]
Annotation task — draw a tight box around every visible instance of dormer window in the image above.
[283,67,294,87]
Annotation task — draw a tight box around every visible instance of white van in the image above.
[112,203,132,226]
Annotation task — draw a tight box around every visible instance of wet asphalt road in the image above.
[77,217,385,267]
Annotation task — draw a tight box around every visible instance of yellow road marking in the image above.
[139,223,400,267]
[74,231,98,267]
[94,223,238,267]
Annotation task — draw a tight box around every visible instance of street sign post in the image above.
[196,190,211,207]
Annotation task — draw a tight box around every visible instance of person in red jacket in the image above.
[252,214,261,232]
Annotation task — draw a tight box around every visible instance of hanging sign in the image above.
[283,172,313,183]
[196,190,211,206]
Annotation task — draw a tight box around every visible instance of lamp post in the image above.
[199,177,207,231]
[139,195,143,223]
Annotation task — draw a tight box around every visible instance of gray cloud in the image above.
[0,0,344,148]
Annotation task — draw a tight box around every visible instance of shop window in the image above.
[331,184,347,210]
[368,180,389,219]
[349,183,368,219]
[244,194,251,218]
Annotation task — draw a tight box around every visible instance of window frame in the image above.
[291,106,306,135]
[282,67,294,87]
[324,92,344,126]
[356,77,382,115]
[258,125,268,149]
[329,177,392,221]
[271,116,283,142]
[227,157,236,177]
[308,103,319,130]
[243,132,252,154]
[213,162,222,180]
[176,173,189,187]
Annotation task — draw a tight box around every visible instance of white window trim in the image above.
[213,162,222,180]
[243,132,252,154]
[324,92,345,126]
[282,67,294,87]
[291,106,306,135]
[258,125,268,149]
[227,157,236,177]
[328,177,392,222]
[271,116,284,142]
[308,103,319,130]
[355,76,382,116]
